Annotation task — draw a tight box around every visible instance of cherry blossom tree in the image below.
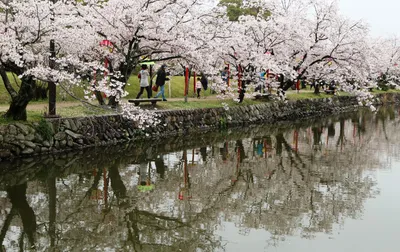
[82,0,229,107]
[210,0,372,101]
[0,0,228,120]
[366,37,400,90]
[0,0,397,122]
[284,0,370,92]
[0,0,100,120]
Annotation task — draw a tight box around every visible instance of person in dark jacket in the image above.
[200,72,208,90]
[154,64,169,101]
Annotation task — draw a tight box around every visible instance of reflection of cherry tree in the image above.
[169,116,387,241]
[1,108,400,250]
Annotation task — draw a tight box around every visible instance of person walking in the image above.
[196,77,202,98]
[220,66,229,94]
[200,73,208,91]
[221,67,228,84]
[136,64,151,99]
[154,64,169,101]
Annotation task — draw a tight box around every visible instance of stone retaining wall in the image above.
[0,93,398,161]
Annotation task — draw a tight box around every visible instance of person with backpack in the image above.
[135,64,151,99]
[154,64,169,101]
[200,73,208,91]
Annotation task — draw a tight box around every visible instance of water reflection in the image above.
[1,107,400,251]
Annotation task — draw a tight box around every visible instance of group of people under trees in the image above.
[135,64,209,100]
[135,63,338,105]
[256,69,338,95]
[220,65,339,102]
[136,64,169,101]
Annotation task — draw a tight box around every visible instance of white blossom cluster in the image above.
[119,103,161,131]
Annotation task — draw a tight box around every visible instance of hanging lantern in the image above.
[178,189,192,200]
[100,39,114,53]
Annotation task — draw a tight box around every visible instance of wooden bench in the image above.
[128,98,162,106]
[254,93,273,100]
[324,89,335,94]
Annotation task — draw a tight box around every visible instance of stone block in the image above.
[65,130,83,139]
[8,125,17,135]
[25,134,35,141]
[21,148,34,155]
[54,132,67,141]
[15,123,30,135]
[15,134,25,141]
[24,141,36,149]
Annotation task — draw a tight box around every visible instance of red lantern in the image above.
[178,190,192,200]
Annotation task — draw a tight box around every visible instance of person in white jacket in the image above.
[196,77,202,98]
[136,64,151,99]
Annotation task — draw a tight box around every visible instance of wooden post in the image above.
[48,0,56,116]
[179,150,189,200]
[192,149,195,165]
[184,67,189,103]
[168,76,171,99]
[293,130,299,152]
[238,65,242,92]
[227,64,230,87]
[149,65,153,97]
[48,175,56,248]
[264,139,267,159]
[103,168,108,207]
[147,162,151,186]
[193,72,196,94]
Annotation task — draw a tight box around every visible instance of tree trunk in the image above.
[94,91,105,105]
[7,183,37,248]
[281,79,295,91]
[4,76,35,121]
[107,75,129,108]
[107,47,138,108]
[314,84,320,94]
[107,95,118,108]
[109,163,127,201]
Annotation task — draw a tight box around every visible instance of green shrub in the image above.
[219,116,227,129]
[35,118,53,141]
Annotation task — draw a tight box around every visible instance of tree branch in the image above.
[0,67,17,99]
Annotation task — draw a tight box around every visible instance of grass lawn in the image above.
[125,75,215,99]
[4,72,386,123]
[154,98,266,110]
[0,72,85,104]
[0,103,116,124]
[0,74,212,105]
[368,88,400,94]
[285,89,351,100]
[2,72,397,106]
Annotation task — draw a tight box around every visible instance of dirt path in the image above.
[0,101,81,112]
[0,91,292,112]
[0,97,217,112]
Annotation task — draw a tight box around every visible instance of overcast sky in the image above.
[338,0,400,38]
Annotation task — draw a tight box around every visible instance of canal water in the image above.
[0,106,400,252]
